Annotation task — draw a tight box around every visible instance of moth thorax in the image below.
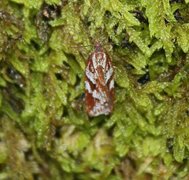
[94,52,106,68]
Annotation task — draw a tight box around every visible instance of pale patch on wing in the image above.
[102,53,106,69]
[92,90,100,100]
[89,101,111,116]
[109,79,114,90]
[92,90,106,103]
[89,88,111,116]
[105,67,113,84]
[85,81,92,93]
[92,54,97,69]
[85,65,96,84]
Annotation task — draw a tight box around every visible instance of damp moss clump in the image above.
[1,0,189,179]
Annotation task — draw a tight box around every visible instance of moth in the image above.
[85,43,114,117]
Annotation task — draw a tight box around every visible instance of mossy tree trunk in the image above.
[0,0,189,179]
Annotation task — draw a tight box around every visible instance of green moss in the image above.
[1,0,189,179]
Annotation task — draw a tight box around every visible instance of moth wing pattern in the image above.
[85,44,114,117]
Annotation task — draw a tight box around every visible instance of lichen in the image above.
[1,0,189,179]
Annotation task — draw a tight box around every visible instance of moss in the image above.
[1,0,189,179]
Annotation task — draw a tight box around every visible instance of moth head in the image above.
[95,42,103,52]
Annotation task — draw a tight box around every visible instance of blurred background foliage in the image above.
[0,0,189,179]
